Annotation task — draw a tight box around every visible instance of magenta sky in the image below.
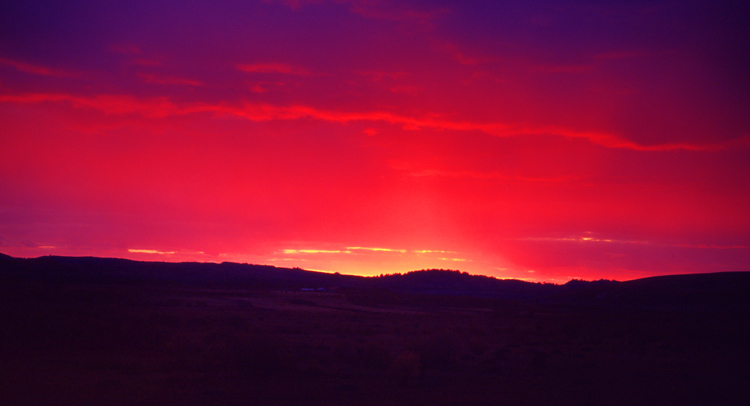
[1,0,749,282]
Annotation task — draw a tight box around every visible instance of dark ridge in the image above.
[0,254,365,291]
[2,253,749,405]
[1,253,749,308]
[372,269,558,301]
[544,272,750,310]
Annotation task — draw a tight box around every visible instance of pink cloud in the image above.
[389,85,419,95]
[2,91,745,153]
[532,63,596,74]
[276,0,446,25]
[436,42,487,66]
[137,73,202,87]
[358,71,409,81]
[237,63,311,76]
[0,93,186,118]
[0,58,73,77]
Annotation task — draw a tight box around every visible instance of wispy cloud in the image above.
[238,63,311,76]
[347,1,446,24]
[358,71,409,81]
[512,235,639,245]
[0,93,187,118]
[109,44,163,66]
[347,246,407,253]
[128,248,176,255]
[397,166,583,183]
[276,0,446,25]
[530,50,643,76]
[0,58,73,77]
[247,81,286,94]
[230,104,748,152]
[510,235,750,250]
[282,249,350,254]
[137,73,202,86]
[676,243,750,250]
[281,246,460,256]
[3,91,746,152]
[436,42,490,66]
[532,63,596,74]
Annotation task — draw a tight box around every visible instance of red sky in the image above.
[1,0,749,282]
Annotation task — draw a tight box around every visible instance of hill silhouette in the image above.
[0,254,362,290]
[2,253,749,405]
[2,253,749,307]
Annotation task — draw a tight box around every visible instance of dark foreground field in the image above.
[2,255,749,405]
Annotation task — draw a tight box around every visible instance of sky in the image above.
[1,0,749,282]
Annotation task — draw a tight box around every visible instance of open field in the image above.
[3,284,749,405]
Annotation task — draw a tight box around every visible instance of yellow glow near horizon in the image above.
[346,246,408,253]
[128,249,175,255]
[282,249,350,254]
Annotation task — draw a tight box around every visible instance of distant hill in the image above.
[0,254,364,290]
[557,272,750,308]
[1,253,749,308]
[372,269,557,301]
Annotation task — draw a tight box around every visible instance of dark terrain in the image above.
[1,253,749,405]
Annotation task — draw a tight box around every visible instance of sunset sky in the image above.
[1,0,749,282]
